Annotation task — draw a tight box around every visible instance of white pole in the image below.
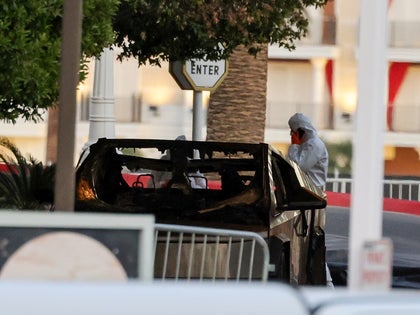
[86,47,115,146]
[348,0,388,289]
[192,91,203,141]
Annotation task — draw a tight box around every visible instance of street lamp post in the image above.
[86,47,116,146]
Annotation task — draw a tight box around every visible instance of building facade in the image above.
[0,0,419,176]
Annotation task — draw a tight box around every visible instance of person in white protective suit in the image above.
[287,113,334,289]
[287,113,328,189]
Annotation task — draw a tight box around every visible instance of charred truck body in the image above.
[75,138,327,285]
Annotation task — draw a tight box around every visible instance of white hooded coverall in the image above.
[287,113,334,288]
[287,113,329,189]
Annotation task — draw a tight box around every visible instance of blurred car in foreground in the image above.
[2,281,420,315]
[75,138,327,285]
[326,205,420,289]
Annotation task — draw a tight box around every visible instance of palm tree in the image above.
[0,137,55,210]
[206,45,268,143]
[46,106,59,164]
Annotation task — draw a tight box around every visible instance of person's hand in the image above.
[291,131,301,145]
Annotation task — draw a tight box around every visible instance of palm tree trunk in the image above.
[46,106,58,165]
[206,45,268,143]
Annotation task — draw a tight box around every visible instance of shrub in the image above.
[0,138,55,210]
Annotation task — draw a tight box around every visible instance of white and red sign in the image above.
[360,238,393,290]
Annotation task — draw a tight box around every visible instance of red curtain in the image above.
[387,62,409,130]
[325,59,334,100]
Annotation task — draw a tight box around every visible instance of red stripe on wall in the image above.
[327,191,420,216]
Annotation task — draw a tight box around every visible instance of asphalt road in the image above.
[325,206,420,288]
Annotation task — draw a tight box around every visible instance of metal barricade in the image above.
[154,224,269,282]
[326,177,420,201]
[383,179,420,201]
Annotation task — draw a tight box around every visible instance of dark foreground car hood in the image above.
[326,206,420,289]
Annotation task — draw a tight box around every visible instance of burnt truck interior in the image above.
[75,138,326,226]
[75,138,327,285]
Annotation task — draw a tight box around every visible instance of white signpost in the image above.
[169,47,228,141]
[349,0,390,290]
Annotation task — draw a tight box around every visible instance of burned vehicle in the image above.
[75,138,327,285]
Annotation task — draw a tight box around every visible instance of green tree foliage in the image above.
[325,140,352,175]
[0,0,119,123]
[0,138,55,210]
[114,0,329,66]
[1,0,328,122]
